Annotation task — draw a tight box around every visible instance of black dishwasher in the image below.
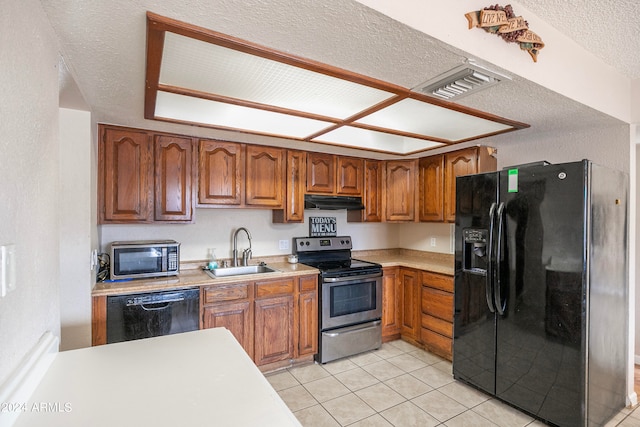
[106,289,199,344]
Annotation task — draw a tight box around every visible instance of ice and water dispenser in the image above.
[462,229,488,275]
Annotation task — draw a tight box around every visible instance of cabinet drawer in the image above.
[421,313,453,338]
[421,272,453,292]
[421,286,453,321]
[421,328,452,361]
[203,283,250,304]
[299,275,317,292]
[255,279,295,298]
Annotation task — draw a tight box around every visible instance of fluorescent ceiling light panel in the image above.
[314,126,445,155]
[160,32,396,119]
[145,13,529,156]
[155,91,333,137]
[356,98,513,141]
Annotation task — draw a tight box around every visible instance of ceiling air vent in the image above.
[413,63,509,101]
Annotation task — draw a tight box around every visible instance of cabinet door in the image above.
[444,148,478,222]
[298,291,318,356]
[385,160,417,222]
[382,267,401,340]
[418,155,444,222]
[203,301,253,358]
[245,145,284,207]
[254,295,294,365]
[198,140,242,205]
[306,152,335,194]
[400,268,420,340]
[298,276,318,356]
[100,126,153,223]
[154,135,194,221]
[363,160,383,222]
[273,150,306,223]
[336,156,363,196]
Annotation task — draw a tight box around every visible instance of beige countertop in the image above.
[353,249,454,276]
[13,328,301,427]
[92,250,454,297]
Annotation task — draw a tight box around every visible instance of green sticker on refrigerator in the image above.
[508,169,518,192]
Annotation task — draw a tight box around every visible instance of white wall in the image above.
[59,108,92,350]
[101,209,406,262]
[0,0,62,385]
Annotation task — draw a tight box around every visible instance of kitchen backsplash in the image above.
[99,208,454,261]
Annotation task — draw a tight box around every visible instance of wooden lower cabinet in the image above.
[420,272,454,361]
[297,276,318,356]
[254,295,294,365]
[203,301,254,359]
[382,267,401,341]
[392,268,454,361]
[400,268,420,342]
[201,274,317,367]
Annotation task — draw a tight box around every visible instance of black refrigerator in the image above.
[453,160,628,427]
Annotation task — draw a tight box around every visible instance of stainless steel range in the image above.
[294,236,382,363]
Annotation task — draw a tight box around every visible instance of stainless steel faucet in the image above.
[232,227,252,266]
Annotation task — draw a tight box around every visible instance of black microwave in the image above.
[109,240,180,280]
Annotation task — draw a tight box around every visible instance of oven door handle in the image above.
[323,272,382,282]
[323,320,382,337]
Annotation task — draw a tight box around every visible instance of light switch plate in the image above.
[0,244,16,297]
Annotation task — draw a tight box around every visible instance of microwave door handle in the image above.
[486,203,497,313]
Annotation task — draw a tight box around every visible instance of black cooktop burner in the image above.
[303,258,381,274]
[293,235,382,278]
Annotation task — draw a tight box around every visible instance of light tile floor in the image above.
[266,340,640,427]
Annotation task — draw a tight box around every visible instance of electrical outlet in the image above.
[279,240,289,251]
[0,244,16,298]
[430,237,437,247]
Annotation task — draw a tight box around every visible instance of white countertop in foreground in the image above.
[13,329,301,427]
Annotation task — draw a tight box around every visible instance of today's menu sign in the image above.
[309,217,337,237]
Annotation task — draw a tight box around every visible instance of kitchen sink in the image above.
[204,265,278,278]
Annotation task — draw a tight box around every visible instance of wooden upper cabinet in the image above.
[336,156,363,195]
[306,152,334,194]
[273,150,306,223]
[154,135,194,221]
[245,145,284,208]
[384,160,418,222]
[198,139,243,206]
[443,146,496,222]
[99,125,195,224]
[418,155,444,222]
[100,127,153,223]
[348,159,382,223]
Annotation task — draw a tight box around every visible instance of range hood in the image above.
[304,195,364,210]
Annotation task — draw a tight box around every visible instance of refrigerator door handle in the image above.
[486,202,497,313]
[494,202,507,315]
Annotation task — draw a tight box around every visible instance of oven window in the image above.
[115,248,162,274]
[330,281,376,317]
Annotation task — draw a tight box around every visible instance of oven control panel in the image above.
[293,236,352,252]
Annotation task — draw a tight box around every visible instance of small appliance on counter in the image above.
[109,240,180,280]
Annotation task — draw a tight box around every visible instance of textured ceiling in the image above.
[517,0,640,79]
[42,0,634,159]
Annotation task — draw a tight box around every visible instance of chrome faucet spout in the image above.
[232,227,252,267]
